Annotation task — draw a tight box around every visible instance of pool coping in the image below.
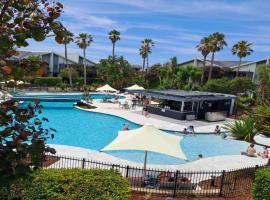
[49,144,268,171]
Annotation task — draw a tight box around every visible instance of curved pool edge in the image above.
[74,105,226,134]
[48,144,268,171]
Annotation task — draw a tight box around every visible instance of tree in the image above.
[108,30,120,61]
[232,40,253,77]
[208,32,227,81]
[139,45,147,71]
[60,67,79,81]
[258,65,270,102]
[60,30,74,86]
[0,101,56,182]
[75,33,93,86]
[97,56,133,89]
[176,65,201,90]
[0,0,64,62]
[170,56,178,75]
[0,0,65,183]
[140,39,154,70]
[196,36,211,85]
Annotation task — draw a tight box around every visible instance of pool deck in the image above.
[75,100,235,133]
[49,144,268,171]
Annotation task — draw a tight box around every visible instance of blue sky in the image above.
[22,0,270,65]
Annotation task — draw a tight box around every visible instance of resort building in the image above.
[11,51,96,77]
[230,57,270,81]
[179,57,270,82]
[133,89,236,121]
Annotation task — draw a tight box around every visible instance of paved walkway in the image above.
[75,100,234,133]
[49,144,268,171]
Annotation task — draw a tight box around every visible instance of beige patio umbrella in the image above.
[125,84,145,90]
[96,84,117,93]
[102,124,187,171]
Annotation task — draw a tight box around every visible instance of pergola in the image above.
[134,89,236,120]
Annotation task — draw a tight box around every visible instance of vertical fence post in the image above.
[219,170,226,197]
[173,170,179,197]
[82,158,85,169]
[125,165,129,178]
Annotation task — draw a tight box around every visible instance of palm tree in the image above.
[108,30,120,60]
[75,33,93,85]
[141,38,154,70]
[208,32,227,81]
[139,45,147,71]
[196,36,211,85]
[62,30,74,86]
[232,40,253,77]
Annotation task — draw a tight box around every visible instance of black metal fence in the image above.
[42,154,265,197]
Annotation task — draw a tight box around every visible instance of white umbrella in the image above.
[102,124,187,171]
[254,134,270,147]
[16,80,24,85]
[125,84,144,90]
[96,84,117,93]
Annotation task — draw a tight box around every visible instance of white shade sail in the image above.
[102,124,187,160]
[96,84,117,92]
[254,134,270,147]
[125,84,145,90]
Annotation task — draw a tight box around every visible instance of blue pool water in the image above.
[19,100,252,165]
[14,92,122,101]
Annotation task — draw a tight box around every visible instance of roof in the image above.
[134,89,236,102]
[12,51,96,66]
[209,60,250,68]
[230,57,270,69]
[178,58,250,69]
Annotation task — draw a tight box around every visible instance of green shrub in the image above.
[253,169,270,200]
[229,77,255,95]
[2,168,129,200]
[34,77,62,86]
[203,78,231,93]
[254,101,270,137]
[224,114,256,142]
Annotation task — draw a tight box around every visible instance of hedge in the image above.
[34,77,62,86]
[1,168,130,200]
[253,168,270,200]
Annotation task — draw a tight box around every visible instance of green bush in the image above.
[254,101,270,137]
[2,168,129,200]
[224,114,256,142]
[34,77,62,86]
[253,169,270,200]
[203,78,231,93]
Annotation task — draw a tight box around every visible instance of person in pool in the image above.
[214,125,221,134]
[186,125,195,134]
[258,146,269,159]
[241,144,256,157]
[122,124,129,131]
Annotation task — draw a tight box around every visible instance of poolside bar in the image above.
[130,89,236,121]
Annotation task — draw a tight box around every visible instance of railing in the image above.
[41,154,266,198]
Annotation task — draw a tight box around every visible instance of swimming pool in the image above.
[16,97,254,165]
[13,92,121,101]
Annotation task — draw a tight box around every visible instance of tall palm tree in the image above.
[108,29,120,60]
[62,30,74,86]
[196,36,211,85]
[208,32,227,81]
[141,38,154,70]
[232,40,253,77]
[139,45,147,71]
[75,33,93,85]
